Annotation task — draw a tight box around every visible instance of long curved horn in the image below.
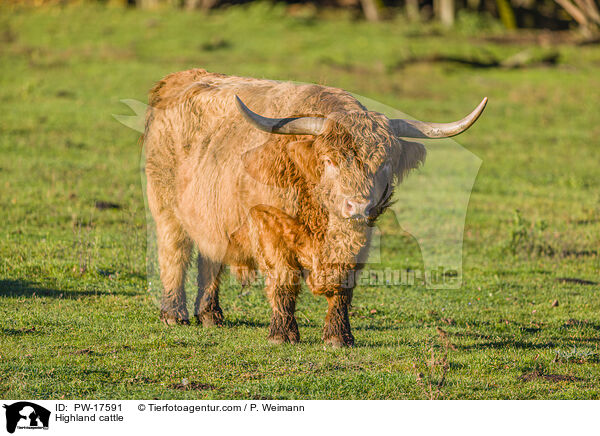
[235,96,326,135]
[391,97,487,139]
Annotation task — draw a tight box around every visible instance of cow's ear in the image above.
[393,139,426,181]
[287,140,320,183]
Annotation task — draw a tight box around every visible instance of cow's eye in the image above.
[322,156,339,179]
[323,156,337,168]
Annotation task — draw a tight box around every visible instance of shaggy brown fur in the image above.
[144,69,426,346]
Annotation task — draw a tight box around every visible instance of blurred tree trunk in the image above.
[435,0,455,26]
[184,0,218,10]
[359,0,382,21]
[467,0,481,9]
[406,0,420,21]
[554,0,600,35]
[136,0,160,8]
[496,0,517,29]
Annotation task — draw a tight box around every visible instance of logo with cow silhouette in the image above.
[2,402,50,434]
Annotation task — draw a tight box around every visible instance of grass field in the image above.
[1,3,599,399]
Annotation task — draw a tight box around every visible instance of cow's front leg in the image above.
[322,289,354,347]
[244,205,310,344]
[307,269,355,347]
[266,274,300,344]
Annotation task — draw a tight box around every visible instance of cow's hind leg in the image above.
[194,256,224,327]
[156,215,193,325]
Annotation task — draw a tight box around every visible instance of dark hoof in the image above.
[160,310,190,326]
[323,334,354,348]
[267,335,288,345]
[267,325,300,345]
[195,310,224,327]
[267,332,300,345]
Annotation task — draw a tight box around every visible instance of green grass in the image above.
[1,2,599,399]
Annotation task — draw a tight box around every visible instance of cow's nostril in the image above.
[343,198,369,218]
[343,199,355,216]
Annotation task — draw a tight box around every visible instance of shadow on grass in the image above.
[457,340,560,350]
[1,327,41,336]
[551,336,600,344]
[560,320,600,331]
[353,324,404,332]
[223,318,270,328]
[0,279,108,299]
[458,336,600,349]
